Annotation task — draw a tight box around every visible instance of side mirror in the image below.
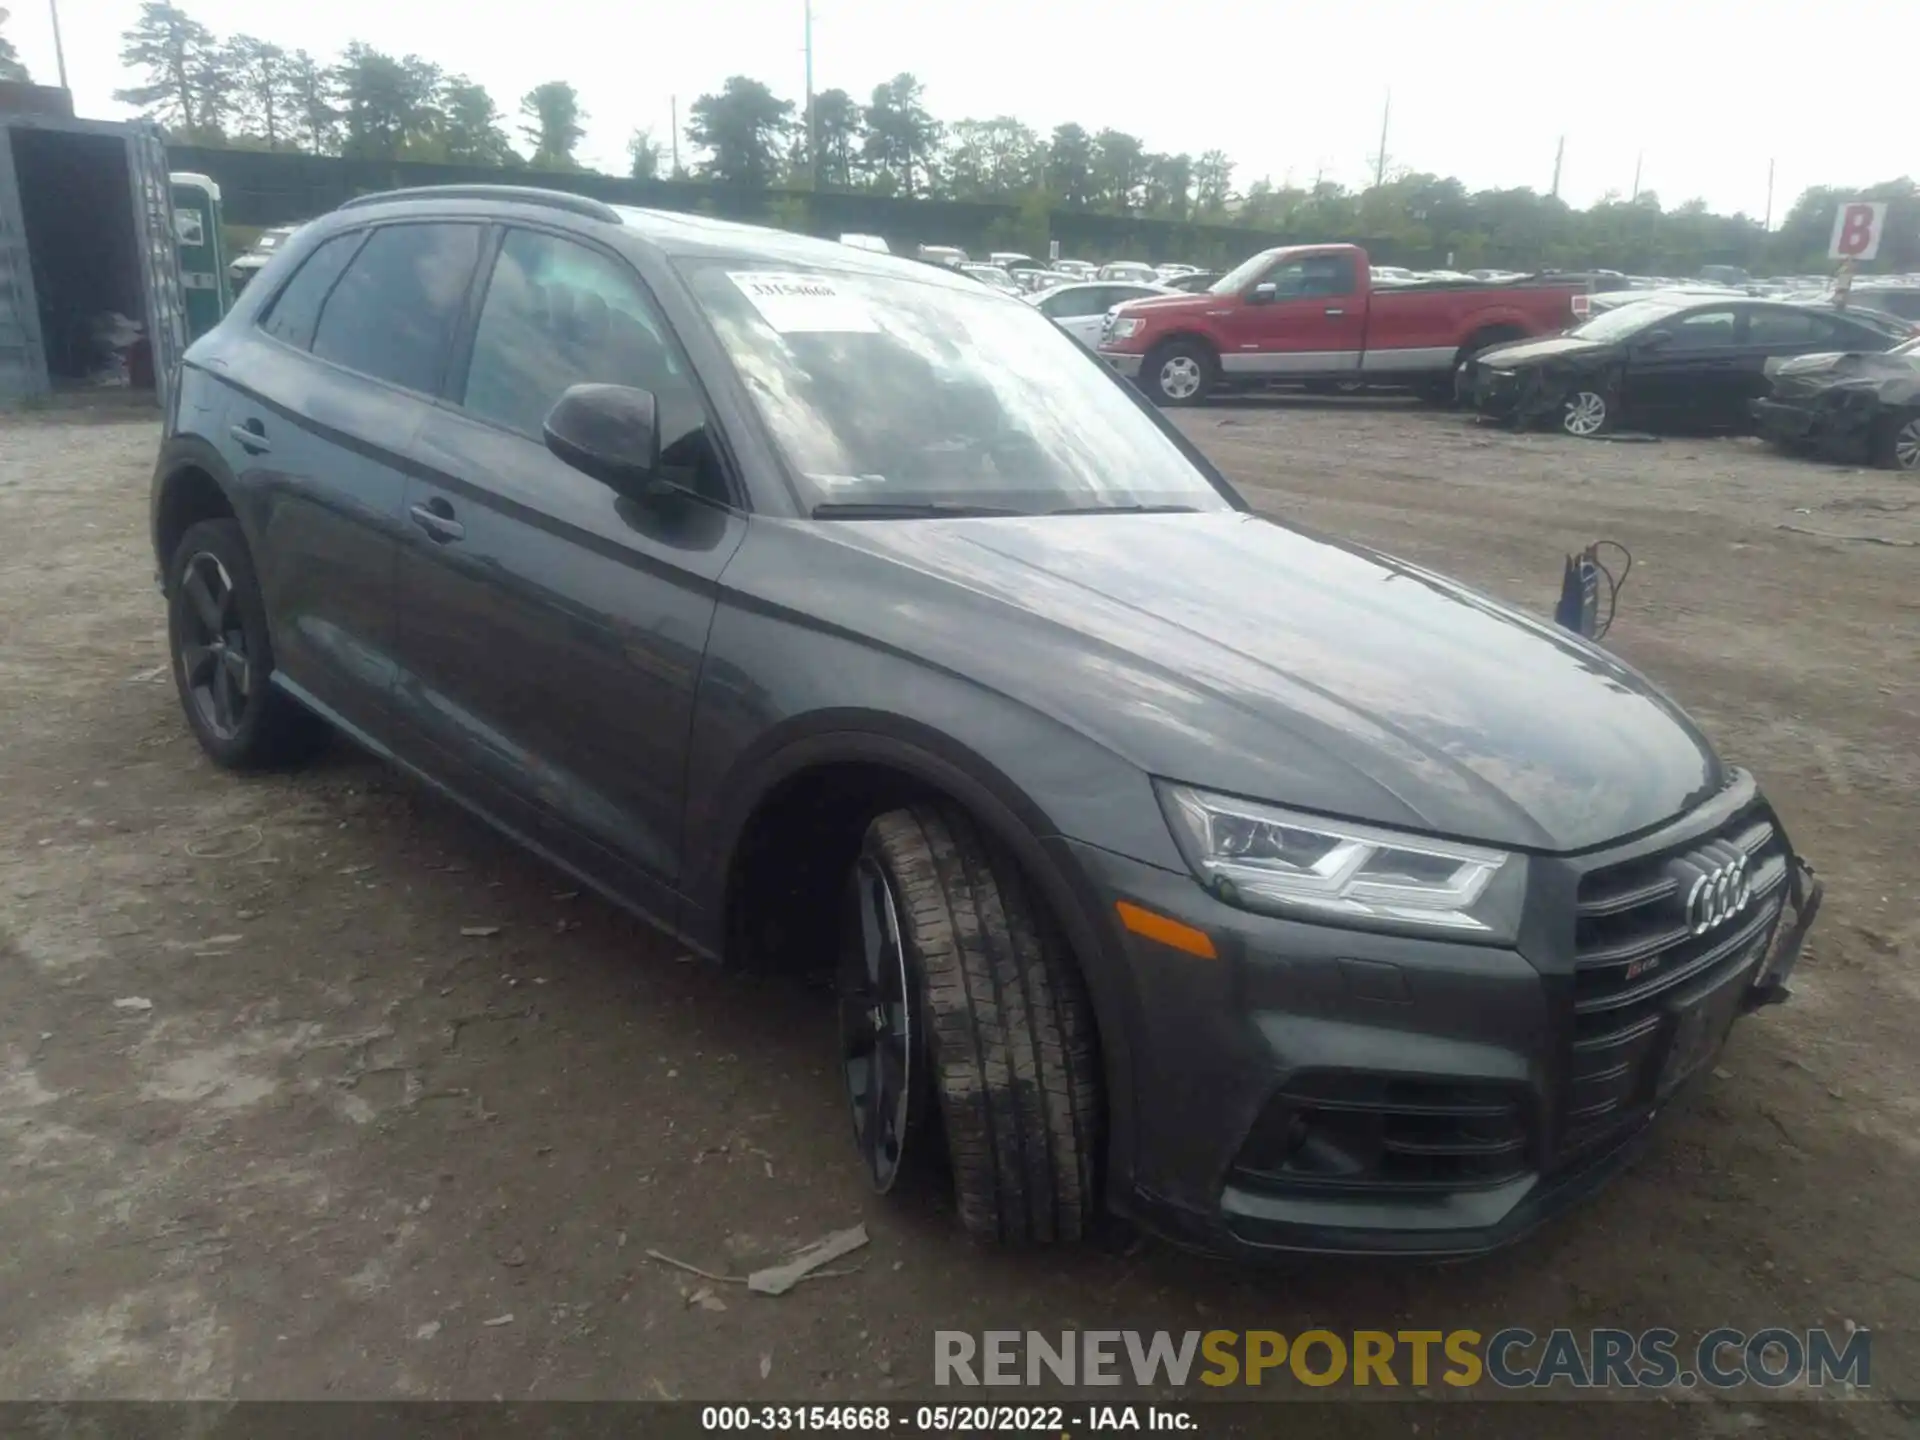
[543,383,662,497]
[1640,328,1674,351]
[1250,282,1278,304]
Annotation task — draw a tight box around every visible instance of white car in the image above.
[958,262,1025,297]
[1054,259,1098,281]
[1027,280,1176,348]
[1097,261,1158,284]
[1015,269,1075,294]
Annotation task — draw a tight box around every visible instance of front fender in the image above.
[680,597,1194,1202]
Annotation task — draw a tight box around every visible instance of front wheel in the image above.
[836,804,1100,1242]
[1875,408,1920,472]
[1142,341,1215,406]
[1562,389,1612,438]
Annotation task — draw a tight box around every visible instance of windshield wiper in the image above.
[1046,502,1200,515]
[810,501,1027,519]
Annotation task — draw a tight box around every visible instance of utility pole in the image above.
[669,95,680,177]
[1373,91,1390,189]
[1550,135,1564,200]
[1630,151,1642,203]
[47,0,70,89]
[804,0,818,189]
[1763,157,1775,231]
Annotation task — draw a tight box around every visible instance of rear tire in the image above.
[845,804,1100,1243]
[166,518,327,769]
[1141,341,1215,406]
[1874,408,1920,472]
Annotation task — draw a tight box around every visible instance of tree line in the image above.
[81,3,1920,273]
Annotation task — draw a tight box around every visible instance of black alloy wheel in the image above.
[838,853,917,1192]
[165,516,327,769]
[177,551,253,740]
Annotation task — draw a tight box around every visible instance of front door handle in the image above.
[229,420,270,454]
[1324,307,1346,317]
[408,499,465,544]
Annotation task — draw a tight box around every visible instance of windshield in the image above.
[1210,249,1278,294]
[1568,301,1687,342]
[964,266,1021,293]
[682,261,1234,516]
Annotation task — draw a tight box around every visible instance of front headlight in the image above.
[1109,317,1144,340]
[1156,782,1526,940]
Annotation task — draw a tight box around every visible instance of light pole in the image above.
[805,0,818,189]
[48,0,69,89]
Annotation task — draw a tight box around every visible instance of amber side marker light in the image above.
[1115,900,1218,959]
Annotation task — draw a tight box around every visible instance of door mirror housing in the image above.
[543,383,663,497]
[1250,281,1278,304]
[1639,328,1674,351]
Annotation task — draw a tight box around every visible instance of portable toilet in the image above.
[169,171,229,340]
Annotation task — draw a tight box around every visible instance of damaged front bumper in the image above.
[1745,855,1823,1010]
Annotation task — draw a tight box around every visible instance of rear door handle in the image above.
[229,421,269,454]
[1324,307,1346,316]
[408,499,465,544]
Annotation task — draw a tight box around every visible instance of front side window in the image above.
[259,231,363,350]
[310,223,482,393]
[1261,255,1356,299]
[682,260,1235,515]
[459,229,722,498]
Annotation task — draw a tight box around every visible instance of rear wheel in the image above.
[1142,341,1215,406]
[1562,389,1612,438]
[1875,408,1920,472]
[837,804,1100,1242]
[166,519,327,768]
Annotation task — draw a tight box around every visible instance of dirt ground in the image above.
[1,400,1915,1436]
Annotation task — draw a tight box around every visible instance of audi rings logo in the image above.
[1675,851,1753,935]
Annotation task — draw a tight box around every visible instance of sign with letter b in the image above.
[1828,202,1887,261]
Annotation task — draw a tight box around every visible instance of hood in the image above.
[769,512,1722,853]
[1480,334,1609,369]
[1113,291,1223,316]
[1769,350,1852,377]
[1767,349,1920,401]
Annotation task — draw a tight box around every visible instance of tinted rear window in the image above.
[259,232,362,351]
[310,223,483,394]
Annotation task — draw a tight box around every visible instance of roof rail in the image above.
[336,185,621,223]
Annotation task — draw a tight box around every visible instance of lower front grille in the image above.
[1232,1072,1531,1196]
[1559,804,1789,1156]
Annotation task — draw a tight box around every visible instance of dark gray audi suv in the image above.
[149,186,1821,1260]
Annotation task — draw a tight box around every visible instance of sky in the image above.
[8,0,1912,219]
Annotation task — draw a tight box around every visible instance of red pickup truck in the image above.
[1097,244,1584,405]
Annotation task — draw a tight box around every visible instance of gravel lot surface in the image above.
[1,400,1914,1436]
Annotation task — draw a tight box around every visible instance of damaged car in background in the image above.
[1752,335,1920,471]
[1459,297,1908,437]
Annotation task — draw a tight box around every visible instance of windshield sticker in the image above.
[729,272,879,334]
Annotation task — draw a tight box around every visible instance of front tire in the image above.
[166,518,327,769]
[839,804,1100,1243]
[1875,408,1920,472]
[1562,389,1612,438]
[1142,341,1215,406]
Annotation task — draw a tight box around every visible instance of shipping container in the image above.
[0,112,188,408]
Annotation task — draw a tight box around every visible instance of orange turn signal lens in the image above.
[1115,900,1217,959]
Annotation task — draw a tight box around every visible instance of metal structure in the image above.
[0,113,186,408]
